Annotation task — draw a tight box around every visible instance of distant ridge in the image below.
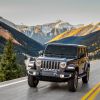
[0,16,17,29]
[0,21,44,56]
[48,23,100,43]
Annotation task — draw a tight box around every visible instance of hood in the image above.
[36,56,73,62]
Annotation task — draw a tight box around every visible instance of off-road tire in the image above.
[82,67,90,83]
[68,71,78,92]
[28,74,39,87]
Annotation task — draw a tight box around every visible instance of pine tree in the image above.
[0,39,23,81]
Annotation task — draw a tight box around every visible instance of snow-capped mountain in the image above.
[41,20,73,35]
[18,20,75,44]
[0,17,76,44]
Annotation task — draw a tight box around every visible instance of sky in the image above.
[0,0,100,25]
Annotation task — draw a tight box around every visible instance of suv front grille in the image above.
[41,60,60,70]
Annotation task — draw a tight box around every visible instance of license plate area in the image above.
[41,70,57,76]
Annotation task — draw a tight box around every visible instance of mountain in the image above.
[0,17,18,30]
[1,17,83,44]
[0,21,44,57]
[0,17,76,44]
[17,20,75,44]
[48,23,100,43]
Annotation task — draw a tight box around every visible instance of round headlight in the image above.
[36,60,41,67]
[60,62,66,69]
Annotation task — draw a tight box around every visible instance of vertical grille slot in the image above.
[41,60,60,70]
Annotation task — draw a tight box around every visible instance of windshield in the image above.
[45,45,77,58]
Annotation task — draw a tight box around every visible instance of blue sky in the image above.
[0,0,100,25]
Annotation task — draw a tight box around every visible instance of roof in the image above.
[47,43,87,48]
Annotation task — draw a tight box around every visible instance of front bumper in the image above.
[28,69,73,82]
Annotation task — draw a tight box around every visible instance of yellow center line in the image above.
[81,82,100,100]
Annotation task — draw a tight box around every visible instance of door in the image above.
[78,47,86,74]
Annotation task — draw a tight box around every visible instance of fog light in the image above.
[33,72,36,75]
[60,74,64,78]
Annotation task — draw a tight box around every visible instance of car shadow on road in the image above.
[27,81,91,94]
[48,80,91,92]
[48,82,69,92]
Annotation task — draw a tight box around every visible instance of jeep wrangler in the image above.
[27,43,90,92]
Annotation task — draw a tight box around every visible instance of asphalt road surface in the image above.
[0,60,100,100]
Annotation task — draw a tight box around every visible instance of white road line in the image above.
[0,79,27,88]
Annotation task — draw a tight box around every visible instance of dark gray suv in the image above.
[27,43,90,92]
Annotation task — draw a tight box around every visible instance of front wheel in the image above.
[28,74,39,87]
[68,71,78,92]
[82,67,90,83]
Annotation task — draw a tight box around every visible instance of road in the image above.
[0,60,100,100]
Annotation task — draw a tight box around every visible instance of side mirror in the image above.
[38,50,44,56]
